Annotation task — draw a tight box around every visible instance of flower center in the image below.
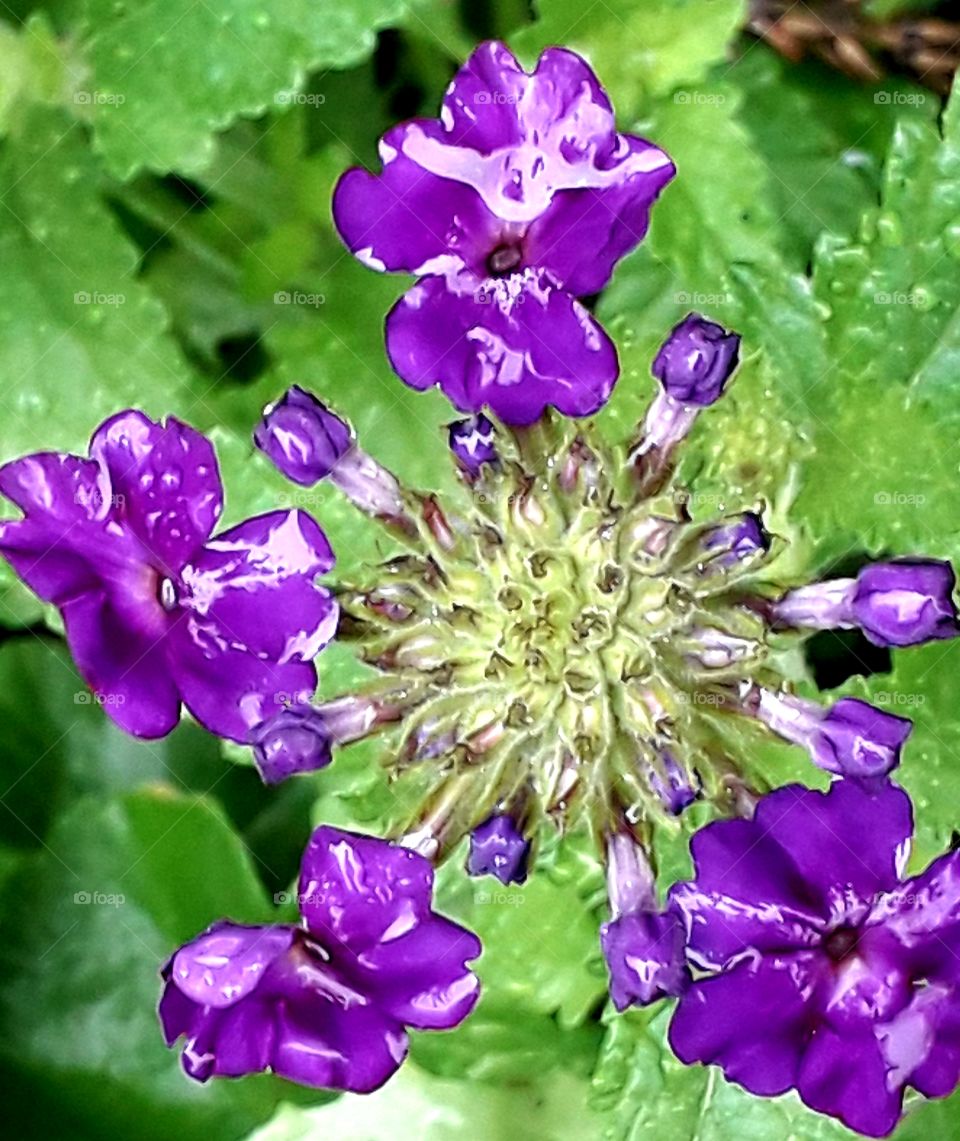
[486,243,523,277]
[338,419,776,832]
[824,924,862,962]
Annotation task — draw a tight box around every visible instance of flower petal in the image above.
[168,631,317,743]
[385,269,618,424]
[332,121,500,276]
[272,995,408,1093]
[90,410,223,573]
[669,952,822,1098]
[297,826,435,952]
[181,509,337,663]
[0,452,140,605]
[524,136,675,295]
[61,588,181,738]
[798,1024,903,1137]
[752,780,913,919]
[169,922,295,1009]
[439,42,613,154]
[363,913,482,1031]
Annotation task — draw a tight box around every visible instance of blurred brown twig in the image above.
[747,0,960,93]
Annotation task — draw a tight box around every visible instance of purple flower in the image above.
[449,414,498,478]
[852,559,958,647]
[600,832,689,1010]
[254,385,352,486]
[651,313,741,406]
[757,691,911,779]
[773,558,958,648]
[0,411,337,741]
[160,825,482,1092]
[252,705,333,784]
[332,41,675,425]
[668,779,960,1137]
[602,910,689,1011]
[466,813,529,884]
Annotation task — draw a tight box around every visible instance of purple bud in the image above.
[254,386,352,486]
[852,559,958,647]
[601,910,689,1010]
[648,751,699,815]
[466,814,530,885]
[600,832,688,1009]
[651,313,740,406]
[449,415,497,477]
[699,513,768,571]
[251,705,333,784]
[757,691,912,779]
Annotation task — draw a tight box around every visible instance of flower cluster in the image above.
[1,40,959,1136]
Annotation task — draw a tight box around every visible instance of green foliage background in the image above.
[1,0,960,1137]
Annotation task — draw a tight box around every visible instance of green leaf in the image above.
[0,787,326,1141]
[591,1004,960,1140]
[591,1007,854,1140]
[433,843,608,1028]
[0,106,198,461]
[835,638,960,862]
[514,0,743,116]
[247,1063,600,1141]
[57,0,417,179]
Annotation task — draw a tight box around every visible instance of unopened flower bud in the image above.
[466,814,530,885]
[449,415,497,478]
[652,312,740,407]
[254,386,352,485]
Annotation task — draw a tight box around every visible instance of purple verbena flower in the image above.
[0,411,337,741]
[160,825,481,1092]
[600,832,689,1010]
[853,559,958,647]
[669,779,960,1137]
[466,812,529,884]
[756,691,912,779]
[449,414,498,478]
[652,312,741,406]
[254,385,352,485]
[332,41,675,424]
[773,558,959,648]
